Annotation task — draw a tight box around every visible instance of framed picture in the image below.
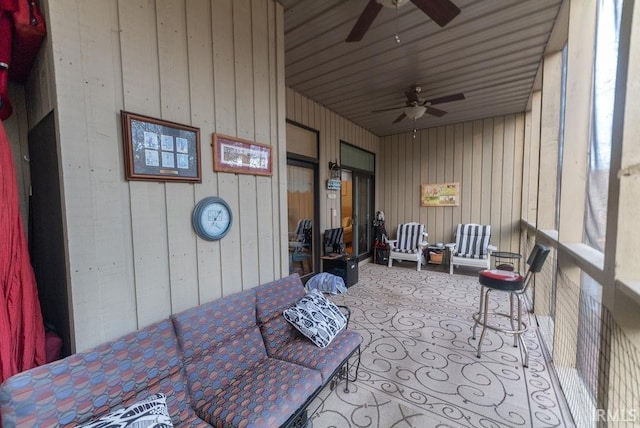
[421,182,460,207]
[213,133,272,176]
[121,111,201,182]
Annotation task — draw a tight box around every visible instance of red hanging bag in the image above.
[0,9,13,121]
[9,0,46,82]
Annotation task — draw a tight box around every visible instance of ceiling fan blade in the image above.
[425,106,447,117]
[392,112,407,123]
[424,93,465,105]
[372,106,405,113]
[410,0,461,27]
[346,0,383,42]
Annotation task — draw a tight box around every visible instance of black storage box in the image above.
[322,257,358,287]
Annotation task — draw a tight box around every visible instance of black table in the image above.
[491,251,522,272]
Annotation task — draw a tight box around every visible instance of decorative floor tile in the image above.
[310,264,574,428]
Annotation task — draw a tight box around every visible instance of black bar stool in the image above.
[472,244,550,367]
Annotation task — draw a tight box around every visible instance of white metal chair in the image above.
[446,224,496,274]
[387,222,428,271]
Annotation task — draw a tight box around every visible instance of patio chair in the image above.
[387,222,428,271]
[446,224,496,274]
[289,219,312,272]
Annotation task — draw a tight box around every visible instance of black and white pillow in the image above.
[283,289,347,348]
[78,393,173,428]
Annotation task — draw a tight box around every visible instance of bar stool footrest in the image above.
[472,311,528,336]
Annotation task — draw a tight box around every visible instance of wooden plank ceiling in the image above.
[279,0,563,136]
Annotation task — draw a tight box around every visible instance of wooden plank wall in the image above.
[379,114,525,252]
[285,88,379,232]
[38,0,286,351]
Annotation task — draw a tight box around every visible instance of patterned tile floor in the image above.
[308,263,575,428]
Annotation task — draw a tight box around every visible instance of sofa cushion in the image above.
[171,289,269,394]
[270,329,362,383]
[77,393,172,428]
[172,286,323,427]
[0,320,207,428]
[193,357,321,428]
[255,274,307,355]
[283,289,347,348]
[257,275,362,381]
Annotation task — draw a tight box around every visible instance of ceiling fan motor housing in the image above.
[376,0,410,8]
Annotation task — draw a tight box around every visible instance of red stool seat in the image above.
[479,269,524,291]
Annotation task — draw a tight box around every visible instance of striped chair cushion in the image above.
[453,224,491,258]
[294,219,313,237]
[394,223,425,252]
[323,227,345,253]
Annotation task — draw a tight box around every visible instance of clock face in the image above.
[192,197,232,240]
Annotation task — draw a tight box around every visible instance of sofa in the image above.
[0,274,362,427]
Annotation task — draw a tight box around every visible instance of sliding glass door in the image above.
[341,168,374,261]
[287,161,317,277]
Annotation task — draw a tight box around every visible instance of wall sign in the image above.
[421,182,460,207]
[212,133,272,176]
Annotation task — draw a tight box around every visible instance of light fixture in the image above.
[404,104,427,120]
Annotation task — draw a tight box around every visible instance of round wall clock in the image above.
[192,197,233,241]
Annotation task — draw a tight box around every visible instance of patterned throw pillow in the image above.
[305,272,347,295]
[283,289,347,348]
[77,393,173,428]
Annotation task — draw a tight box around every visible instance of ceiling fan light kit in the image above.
[404,104,427,119]
[372,86,465,125]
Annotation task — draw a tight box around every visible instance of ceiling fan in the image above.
[372,86,465,123]
[346,0,461,43]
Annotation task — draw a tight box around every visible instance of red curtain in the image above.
[0,120,46,384]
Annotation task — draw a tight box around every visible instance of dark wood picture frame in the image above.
[121,111,201,182]
[212,133,272,176]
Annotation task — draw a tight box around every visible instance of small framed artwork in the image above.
[421,182,460,207]
[121,111,201,182]
[213,133,272,176]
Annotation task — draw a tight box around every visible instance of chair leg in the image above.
[477,288,492,359]
[518,295,529,367]
[472,285,484,340]
[510,293,518,348]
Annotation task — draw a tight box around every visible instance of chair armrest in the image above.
[488,244,497,252]
[445,243,456,250]
[418,241,428,249]
[337,305,351,327]
[386,239,398,250]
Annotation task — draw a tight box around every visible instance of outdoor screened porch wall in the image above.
[285,88,380,234]
[379,114,525,253]
[19,0,288,352]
